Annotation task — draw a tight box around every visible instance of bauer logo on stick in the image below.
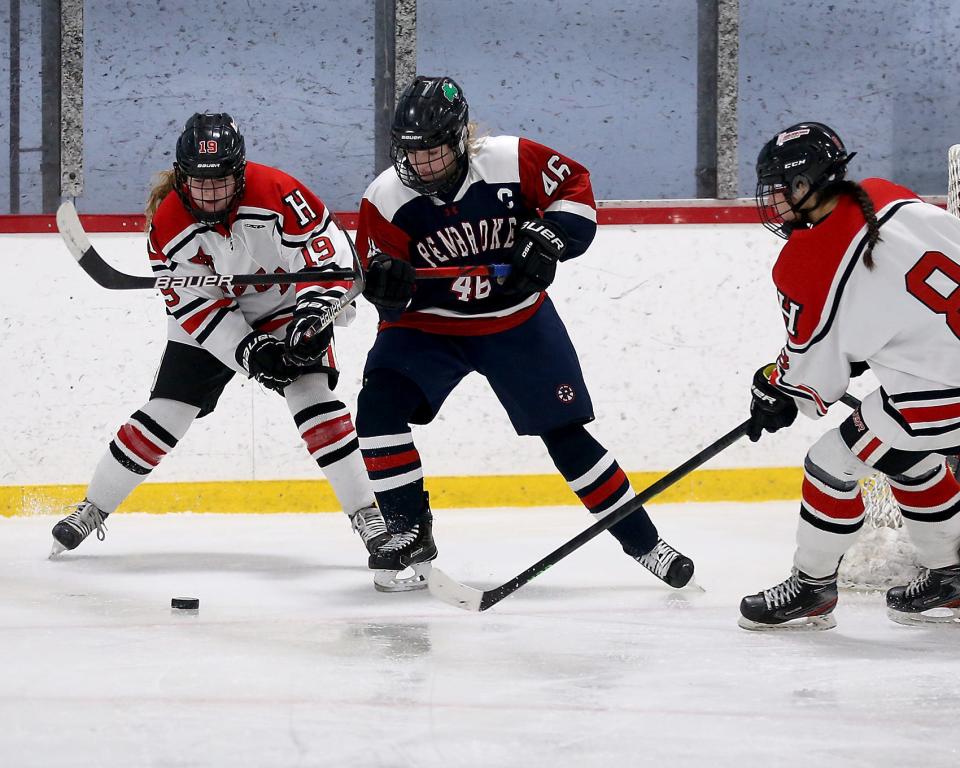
[155,274,234,289]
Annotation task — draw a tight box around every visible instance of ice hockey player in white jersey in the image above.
[50,113,388,558]
[739,122,960,630]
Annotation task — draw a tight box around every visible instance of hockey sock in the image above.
[794,455,866,578]
[284,373,373,516]
[355,371,426,530]
[541,424,658,552]
[86,398,198,513]
[888,462,960,568]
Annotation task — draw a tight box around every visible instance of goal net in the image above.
[838,145,960,589]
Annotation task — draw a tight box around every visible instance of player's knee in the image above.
[141,397,200,441]
[355,369,422,436]
[541,422,604,466]
[806,428,873,487]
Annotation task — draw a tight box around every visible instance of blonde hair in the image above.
[466,121,487,157]
[144,168,177,230]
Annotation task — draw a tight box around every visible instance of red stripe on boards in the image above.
[1,200,947,233]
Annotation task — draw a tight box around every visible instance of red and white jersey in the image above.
[771,178,960,450]
[356,135,597,335]
[148,161,355,374]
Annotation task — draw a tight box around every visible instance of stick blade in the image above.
[56,201,91,262]
[427,567,485,612]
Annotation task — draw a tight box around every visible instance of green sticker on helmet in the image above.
[442,81,459,103]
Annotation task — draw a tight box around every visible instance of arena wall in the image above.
[0,212,881,515]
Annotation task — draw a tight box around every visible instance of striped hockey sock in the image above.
[543,424,657,551]
[86,398,198,513]
[358,431,424,530]
[888,463,960,568]
[293,399,373,516]
[795,459,866,578]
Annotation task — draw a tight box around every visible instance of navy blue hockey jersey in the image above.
[356,135,597,335]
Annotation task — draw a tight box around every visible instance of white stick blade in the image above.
[55,201,91,262]
[427,567,484,612]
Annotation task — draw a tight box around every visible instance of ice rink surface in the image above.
[1,502,958,768]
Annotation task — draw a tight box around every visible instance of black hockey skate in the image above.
[739,569,838,631]
[349,504,391,554]
[50,499,109,557]
[886,565,960,626]
[369,494,438,592]
[624,538,695,588]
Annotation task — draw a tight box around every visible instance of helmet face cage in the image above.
[754,122,850,238]
[390,76,469,196]
[174,112,247,224]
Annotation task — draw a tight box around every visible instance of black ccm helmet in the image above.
[755,122,854,237]
[174,112,246,224]
[391,76,469,196]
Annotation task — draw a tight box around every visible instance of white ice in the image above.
[1,502,958,768]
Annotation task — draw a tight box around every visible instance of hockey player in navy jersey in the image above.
[354,75,695,592]
[740,122,960,630]
[50,113,388,558]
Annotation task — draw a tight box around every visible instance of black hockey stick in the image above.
[429,418,752,611]
[430,391,870,612]
[56,201,510,291]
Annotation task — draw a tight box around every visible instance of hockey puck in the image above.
[171,597,200,610]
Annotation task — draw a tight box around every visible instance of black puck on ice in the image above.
[171,597,200,610]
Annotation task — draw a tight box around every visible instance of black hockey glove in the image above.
[237,331,298,394]
[362,253,416,311]
[503,219,567,295]
[284,294,335,366]
[748,364,798,442]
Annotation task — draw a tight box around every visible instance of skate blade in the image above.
[48,539,67,559]
[373,562,432,593]
[887,606,960,627]
[737,614,837,632]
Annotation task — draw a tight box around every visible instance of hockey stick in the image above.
[429,418,752,611]
[55,201,510,291]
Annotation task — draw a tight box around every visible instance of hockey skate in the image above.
[624,538,695,588]
[886,565,960,626]
[349,504,391,554]
[50,499,109,557]
[369,494,438,592]
[738,569,838,631]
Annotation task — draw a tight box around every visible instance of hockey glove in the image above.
[237,331,297,394]
[503,219,567,295]
[284,294,335,366]
[362,252,416,312]
[748,364,798,442]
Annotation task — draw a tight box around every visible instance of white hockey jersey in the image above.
[770,178,960,451]
[148,162,355,375]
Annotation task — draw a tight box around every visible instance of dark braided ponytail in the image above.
[831,180,882,269]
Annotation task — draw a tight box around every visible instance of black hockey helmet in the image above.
[174,112,247,224]
[755,122,855,237]
[390,76,469,196]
